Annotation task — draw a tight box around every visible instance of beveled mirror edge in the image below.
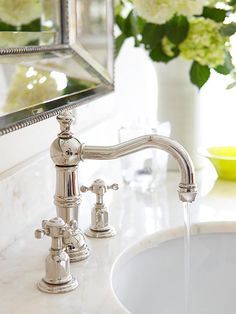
[0,84,114,136]
[0,0,115,136]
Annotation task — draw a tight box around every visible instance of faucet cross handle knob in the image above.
[35,216,78,294]
[80,179,119,200]
[108,183,119,191]
[35,229,46,239]
[80,179,118,239]
[35,217,67,240]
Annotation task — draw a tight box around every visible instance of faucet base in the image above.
[37,276,78,294]
[66,229,90,262]
[85,225,116,238]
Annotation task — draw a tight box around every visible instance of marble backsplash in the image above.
[0,153,55,252]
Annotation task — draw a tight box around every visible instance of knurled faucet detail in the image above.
[50,111,89,262]
[80,179,119,238]
[35,217,79,294]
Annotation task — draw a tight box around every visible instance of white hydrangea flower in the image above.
[133,0,206,24]
[0,0,41,27]
[179,18,227,67]
[3,66,61,113]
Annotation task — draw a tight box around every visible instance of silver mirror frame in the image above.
[0,0,114,136]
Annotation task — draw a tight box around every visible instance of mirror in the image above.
[0,0,114,135]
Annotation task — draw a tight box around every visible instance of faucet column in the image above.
[50,111,89,262]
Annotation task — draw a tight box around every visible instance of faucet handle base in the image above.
[37,276,78,294]
[66,228,90,262]
[67,242,90,262]
[85,225,116,238]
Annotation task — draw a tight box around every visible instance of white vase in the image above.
[154,58,203,170]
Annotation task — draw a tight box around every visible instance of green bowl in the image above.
[201,146,236,180]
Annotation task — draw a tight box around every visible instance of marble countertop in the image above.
[1,169,236,314]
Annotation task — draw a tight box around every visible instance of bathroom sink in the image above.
[111,222,236,314]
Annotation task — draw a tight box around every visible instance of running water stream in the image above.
[183,202,191,314]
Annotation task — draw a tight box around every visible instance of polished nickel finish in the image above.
[50,111,89,262]
[50,111,196,265]
[81,179,119,238]
[35,217,78,294]
[81,135,197,203]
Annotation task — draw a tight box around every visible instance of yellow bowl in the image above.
[200,146,236,180]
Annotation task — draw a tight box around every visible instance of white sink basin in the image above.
[111,222,236,314]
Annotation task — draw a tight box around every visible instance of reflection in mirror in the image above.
[0,0,60,48]
[76,0,113,77]
[0,0,114,135]
[0,51,100,115]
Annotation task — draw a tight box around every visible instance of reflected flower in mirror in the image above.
[0,0,41,27]
[3,66,62,113]
[0,0,56,47]
[0,32,40,48]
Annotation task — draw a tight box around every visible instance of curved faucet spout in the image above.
[81,135,197,203]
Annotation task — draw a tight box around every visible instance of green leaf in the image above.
[124,11,136,37]
[215,52,234,75]
[150,43,178,63]
[202,7,227,22]
[27,39,39,46]
[165,15,189,45]
[134,14,145,34]
[116,15,126,33]
[123,11,144,45]
[0,20,16,31]
[63,78,93,95]
[220,23,236,36]
[190,61,210,88]
[141,23,165,49]
[21,18,41,32]
[115,34,126,56]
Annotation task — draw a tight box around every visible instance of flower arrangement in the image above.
[116,0,236,88]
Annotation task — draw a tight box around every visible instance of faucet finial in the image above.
[57,110,74,139]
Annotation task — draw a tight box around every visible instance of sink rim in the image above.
[110,221,236,313]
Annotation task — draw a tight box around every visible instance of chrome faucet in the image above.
[50,112,90,262]
[81,179,119,238]
[35,217,79,294]
[81,136,197,203]
[50,111,197,259]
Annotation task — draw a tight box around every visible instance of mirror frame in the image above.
[0,0,114,136]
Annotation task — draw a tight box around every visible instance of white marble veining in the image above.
[1,167,236,313]
[0,153,55,252]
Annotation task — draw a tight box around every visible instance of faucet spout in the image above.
[81,135,197,203]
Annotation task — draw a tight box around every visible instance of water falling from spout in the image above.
[183,202,191,314]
